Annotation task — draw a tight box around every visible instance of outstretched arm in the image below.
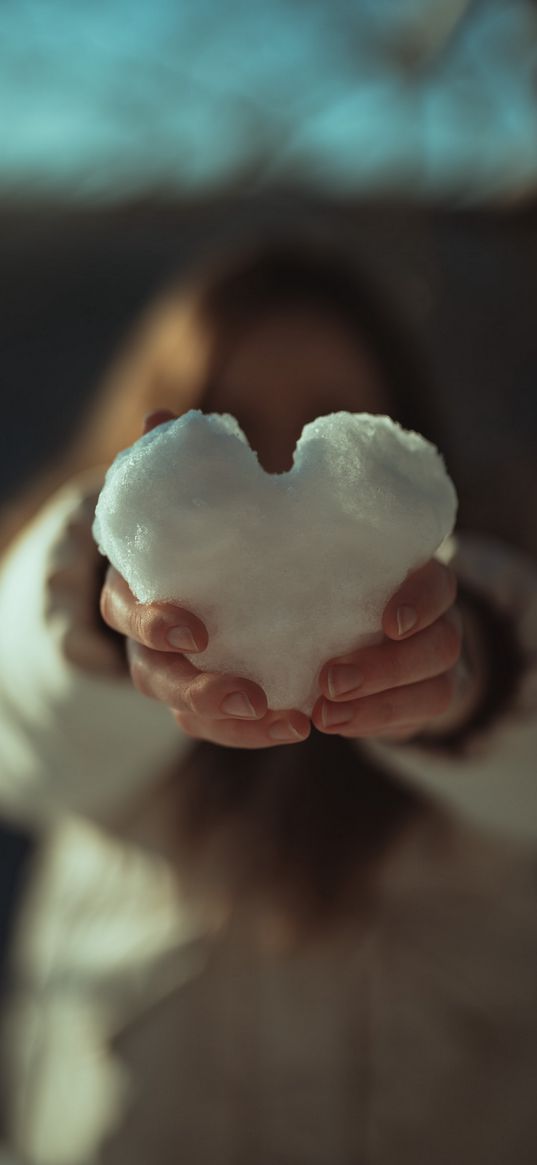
[0,476,188,830]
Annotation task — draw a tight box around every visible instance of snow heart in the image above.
[93,411,457,712]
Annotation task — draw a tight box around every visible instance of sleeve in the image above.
[361,531,537,841]
[0,477,190,832]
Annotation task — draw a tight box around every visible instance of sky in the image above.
[1,0,537,202]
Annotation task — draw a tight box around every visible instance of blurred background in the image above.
[1,0,536,554]
[0,0,537,1125]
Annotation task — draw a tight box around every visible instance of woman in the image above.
[0,232,536,1164]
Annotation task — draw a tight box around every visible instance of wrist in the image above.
[410,575,526,750]
[46,498,129,681]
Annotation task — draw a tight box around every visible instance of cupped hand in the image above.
[99,410,462,750]
[99,567,311,749]
[98,407,310,749]
[312,557,463,742]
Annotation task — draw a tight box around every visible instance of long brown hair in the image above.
[185,232,444,443]
[167,729,427,950]
[1,228,444,553]
[8,230,438,943]
[115,232,434,946]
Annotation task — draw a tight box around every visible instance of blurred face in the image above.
[203,309,393,473]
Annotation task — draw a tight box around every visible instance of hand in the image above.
[99,568,311,748]
[45,484,129,678]
[98,410,464,750]
[311,558,465,742]
[98,407,310,749]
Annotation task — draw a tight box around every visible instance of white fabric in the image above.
[363,530,537,839]
[0,480,187,830]
[0,483,536,1165]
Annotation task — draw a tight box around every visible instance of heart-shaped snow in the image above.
[93,410,457,712]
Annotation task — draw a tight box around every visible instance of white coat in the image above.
[0,479,536,1165]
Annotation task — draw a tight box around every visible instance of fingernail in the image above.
[321,701,354,728]
[268,720,305,741]
[328,665,364,699]
[221,691,258,718]
[167,626,200,651]
[396,606,417,636]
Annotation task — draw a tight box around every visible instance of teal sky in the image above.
[1,0,537,201]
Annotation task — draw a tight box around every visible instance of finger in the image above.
[126,640,268,719]
[100,566,209,653]
[46,496,100,582]
[127,642,309,742]
[143,409,177,436]
[312,671,456,736]
[46,507,106,627]
[47,565,108,631]
[59,623,128,678]
[47,550,100,617]
[383,558,457,640]
[320,608,462,701]
[172,707,311,749]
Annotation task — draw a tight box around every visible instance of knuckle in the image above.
[131,605,157,647]
[182,675,207,715]
[141,607,174,649]
[129,603,147,644]
[129,605,148,645]
[99,585,114,628]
